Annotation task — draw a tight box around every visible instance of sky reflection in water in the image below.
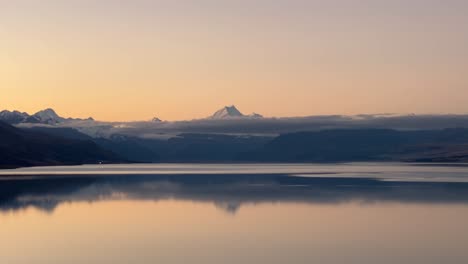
[1,163,468,264]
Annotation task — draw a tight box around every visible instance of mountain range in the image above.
[0,108,93,125]
[3,106,468,168]
[0,105,261,125]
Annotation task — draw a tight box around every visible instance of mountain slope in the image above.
[94,129,468,163]
[94,133,272,163]
[0,121,123,169]
[240,128,468,162]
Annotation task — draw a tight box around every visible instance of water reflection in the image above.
[2,173,468,214]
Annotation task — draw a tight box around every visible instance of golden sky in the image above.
[1,1,468,121]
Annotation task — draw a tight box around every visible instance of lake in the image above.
[1,163,468,264]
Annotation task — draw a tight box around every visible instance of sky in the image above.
[1,0,468,121]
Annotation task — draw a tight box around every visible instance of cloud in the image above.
[16,114,468,139]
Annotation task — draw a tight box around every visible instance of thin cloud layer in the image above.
[17,114,468,139]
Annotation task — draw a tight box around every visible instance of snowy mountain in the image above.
[0,110,30,124]
[33,108,65,125]
[210,105,263,120]
[0,108,94,125]
[211,106,244,119]
[250,113,263,118]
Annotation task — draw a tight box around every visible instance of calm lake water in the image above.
[1,163,468,264]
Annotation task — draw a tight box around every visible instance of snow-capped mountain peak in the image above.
[0,107,95,125]
[33,108,65,124]
[34,108,60,119]
[210,105,263,120]
[0,110,29,124]
[211,105,244,119]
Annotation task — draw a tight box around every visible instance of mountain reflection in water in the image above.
[2,173,468,214]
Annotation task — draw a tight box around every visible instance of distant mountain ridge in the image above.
[241,128,468,162]
[65,128,468,164]
[0,108,93,125]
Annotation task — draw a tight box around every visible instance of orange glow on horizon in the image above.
[1,1,468,121]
